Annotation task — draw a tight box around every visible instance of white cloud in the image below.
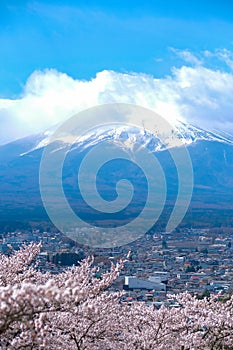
[1,51,233,144]
[214,49,233,70]
[170,47,203,66]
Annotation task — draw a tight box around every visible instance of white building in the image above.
[124,276,166,291]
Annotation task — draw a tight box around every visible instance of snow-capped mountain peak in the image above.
[20,120,233,156]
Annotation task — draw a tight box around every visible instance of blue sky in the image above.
[1,0,233,143]
[1,0,233,97]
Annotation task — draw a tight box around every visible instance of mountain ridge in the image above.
[1,120,233,228]
[17,119,233,158]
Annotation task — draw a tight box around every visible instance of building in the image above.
[124,276,166,291]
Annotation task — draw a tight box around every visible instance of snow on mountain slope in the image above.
[20,119,233,156]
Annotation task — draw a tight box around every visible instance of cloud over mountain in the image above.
[1,49,233,144]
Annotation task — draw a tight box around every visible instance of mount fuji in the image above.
[1,119,233,229]
[19,119,233,155]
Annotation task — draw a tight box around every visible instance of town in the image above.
[1,225,233,307]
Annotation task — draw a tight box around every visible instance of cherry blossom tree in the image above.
[0,243,124,349]
[122,293,233,350]
[0,243,233,349]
